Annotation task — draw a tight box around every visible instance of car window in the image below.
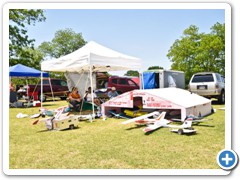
[191,74,214,83]
[60,80,67,86]
[216,73,222,82]
[51,80,60,86]
[221,76,225,83]
[128,79,137,86]
[112,79,117,84]
[119,79,127,85]
[42,79,50,85]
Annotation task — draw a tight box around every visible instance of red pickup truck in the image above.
[26,78,69,101]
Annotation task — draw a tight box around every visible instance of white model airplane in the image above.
[121,111,163,125]
[169,118,196,135]
[143,112,171,132]
[171,114,213,124]
[33,106,79,130]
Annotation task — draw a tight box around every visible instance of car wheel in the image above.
[218,90,225,104]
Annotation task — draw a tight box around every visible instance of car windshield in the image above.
[191,74,214,83]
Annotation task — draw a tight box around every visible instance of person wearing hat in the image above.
[107,87,118,99]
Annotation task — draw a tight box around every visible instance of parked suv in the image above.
[188,72,225,104]
[107,76,140,94]
[95,76,140,99]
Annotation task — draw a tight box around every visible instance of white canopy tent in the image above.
[41,41,142,115]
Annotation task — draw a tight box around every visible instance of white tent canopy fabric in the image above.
[41,41,142,114]
[41,41,142,73]
[65,71,96,97]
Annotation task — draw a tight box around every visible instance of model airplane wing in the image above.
[167,118,193,129]
[108,110,131,119]
[121,111,160,125]
[143,116,170,133]
[143,123,163,133]
[192,118,213,123]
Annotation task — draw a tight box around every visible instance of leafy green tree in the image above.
[167,23,225,83]
[38,28,86,59]
[124,70,139,77]
[9,9,46,66]
[38,28,87,79]
[147,66,164,70]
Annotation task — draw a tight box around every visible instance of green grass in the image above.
[9,100,225,169]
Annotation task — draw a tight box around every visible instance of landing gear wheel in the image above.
[69,124,74,130]
[178,129,183,135]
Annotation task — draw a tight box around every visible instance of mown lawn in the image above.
[9,100,225,169]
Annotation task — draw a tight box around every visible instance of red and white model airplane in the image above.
[122,111,196,135]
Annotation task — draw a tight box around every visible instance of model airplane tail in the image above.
[121,111,160,125]
[181,118,193,128]
[155,112,166,121]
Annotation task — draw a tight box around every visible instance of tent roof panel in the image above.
[41,41,142,72]
[9,64,49,77]
[134,88,211,108]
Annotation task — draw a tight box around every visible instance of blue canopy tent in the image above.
[9,64,50,107]
[9,64,49,78]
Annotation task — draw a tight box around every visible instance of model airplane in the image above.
[169,118,197,135]
[32,106,79,130]
[142,112,171,132]
[171,114,213,124]
[121,111,162,125]
[122,111,196,135]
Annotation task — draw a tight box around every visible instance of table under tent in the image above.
[9,64,49,106]
[41,41,142,116]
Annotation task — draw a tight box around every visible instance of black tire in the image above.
[218,90,225,104]
[69,124,74,130]
[178,129,183,135]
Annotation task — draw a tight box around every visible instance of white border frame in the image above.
[2,2,231,176]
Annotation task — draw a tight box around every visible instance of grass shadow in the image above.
[36,126,81,133]
[126,124,145,131]
[193,124,215,128]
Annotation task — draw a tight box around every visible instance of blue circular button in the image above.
[217,149,238,170]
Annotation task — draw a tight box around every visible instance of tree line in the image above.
[9,9,225,84]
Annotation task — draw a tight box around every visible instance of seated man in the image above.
[68,87,82,112]
[107,87,118,99]
[84,87,101,106]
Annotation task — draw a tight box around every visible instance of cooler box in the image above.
[33,101,41,107]
[29,92,38,100]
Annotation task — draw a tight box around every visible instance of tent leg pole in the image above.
[49,77,55,102]
[89,65,95,119]
[41,72,43,108]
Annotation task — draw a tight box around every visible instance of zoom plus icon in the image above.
[217,149,238,170]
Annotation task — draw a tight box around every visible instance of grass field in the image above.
[9,100,225,169]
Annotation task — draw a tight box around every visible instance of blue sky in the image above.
[26,9,225,74]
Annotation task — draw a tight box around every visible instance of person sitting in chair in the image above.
[84,87,101,106]
[68,87,82,112]
[107,87,118,99]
